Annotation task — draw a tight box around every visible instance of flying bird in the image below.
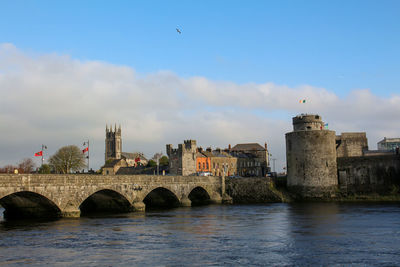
[176,27,181,34]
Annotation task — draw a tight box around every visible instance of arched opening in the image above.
[79,189,132,216]
[0,191,61,219]
[188,187,211,206]
[143,187,180,210]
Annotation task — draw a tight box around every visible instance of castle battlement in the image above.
[292,114,325,131]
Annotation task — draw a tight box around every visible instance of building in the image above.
[104,125,148,174]
[286,113,400,198]
[167,140,270,177]
[285,114,338,197]
[196,148,211,173]
[121,152,148,167]
[377,138,400,151]
[105,124,122,162]
[201,148,237,177]
[102,158,128,175]
[229,143,269,177]
[166,140,197,176]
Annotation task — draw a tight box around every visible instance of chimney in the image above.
[228,144,231,150]
[264,142,268,150]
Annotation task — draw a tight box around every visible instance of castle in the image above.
[285,114,400,198]
[286,114,338,196]
[166,140,197,176]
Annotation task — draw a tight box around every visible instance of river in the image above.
[0,203,399,266]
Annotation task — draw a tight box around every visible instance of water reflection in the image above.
[1,204,400,266]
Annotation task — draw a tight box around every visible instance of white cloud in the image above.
[0,44,399,171]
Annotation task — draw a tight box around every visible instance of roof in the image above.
[197,152,207,158]
[121,152,148,161]
[201,151,232,158]
[116,165,169,175]
[231,143,265,151]
[378,138,400,144]
[235,152,257,159]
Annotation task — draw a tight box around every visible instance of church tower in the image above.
[105,124,122,162]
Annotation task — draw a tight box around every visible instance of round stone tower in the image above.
[285,114,338,198]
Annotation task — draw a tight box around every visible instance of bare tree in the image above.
[18,158,35,173]
[49,145,86,174]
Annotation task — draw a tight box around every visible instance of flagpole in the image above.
[41,144,44,167]
[88,140,90,172]
[83,140,90,172]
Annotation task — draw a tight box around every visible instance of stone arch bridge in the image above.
[0,174,228,219]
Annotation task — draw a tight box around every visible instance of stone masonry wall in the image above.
[337,154,400,194]
[286,130,338,196]
[336,132,368,158]
[226,177,284,203]
[181,151,197,176]
[0,174,222,217]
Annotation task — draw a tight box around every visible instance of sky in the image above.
[0,0,399,171]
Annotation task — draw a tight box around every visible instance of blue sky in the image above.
[0,1,399,170]
[2,0,399,96]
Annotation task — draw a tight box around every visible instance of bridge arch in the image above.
[188,186,212,206]
[71,186,134,211]
[0,191,62,219]
[143,187,180,210]
[79,189,133,215]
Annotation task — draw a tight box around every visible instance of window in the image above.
[199,162,201,169]
[203,162,205,169]
[206,162,209,169]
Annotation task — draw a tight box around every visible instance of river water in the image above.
[0,203,399,266]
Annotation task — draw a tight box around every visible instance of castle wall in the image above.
[337,154,400,194]
[181,147,197,176]
[286,129,338,197]
[166,140,197,176]
[166,145,181,175]
[336,132,368,158]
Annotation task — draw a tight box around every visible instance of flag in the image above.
[299,99,306,103]
[135,157,140,163]
[324,123,329,129]
[82,147,89,153]
[34,151,43,157]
